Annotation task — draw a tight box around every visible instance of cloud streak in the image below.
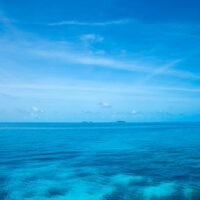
[42,19,131,26]
[1,83,200,96]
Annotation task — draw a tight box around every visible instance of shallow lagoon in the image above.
[0,123,200,200]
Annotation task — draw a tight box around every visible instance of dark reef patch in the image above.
[23,190,36,198]
[45,187,67,198]
[0,176,7,186]
[0,190,8,200]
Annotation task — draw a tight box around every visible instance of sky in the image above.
[0,0,200,122]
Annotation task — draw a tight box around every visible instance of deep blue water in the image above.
[0,123,200,200]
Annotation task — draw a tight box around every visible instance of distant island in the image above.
[116,121,126,123]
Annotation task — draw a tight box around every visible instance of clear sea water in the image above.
[0,123,200,200]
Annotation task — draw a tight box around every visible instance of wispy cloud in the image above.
[33,47,199,80]
[0,11,15,29]
[1,83,200,97]
[1,12,199,81]
[0,31,199,83]
[136,59,189,84]
[42,19,131,26]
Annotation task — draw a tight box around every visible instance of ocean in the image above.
[0,123,200,200]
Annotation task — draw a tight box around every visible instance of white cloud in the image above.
[131,109,137,115]
[30,106,44,119]
[31,106,44,117]
[80,34,104,43]
[83,110,94,114]
[99,102,112,108]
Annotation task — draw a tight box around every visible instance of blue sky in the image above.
[0,0,200,122]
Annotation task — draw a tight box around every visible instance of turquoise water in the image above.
[0,123,200,200]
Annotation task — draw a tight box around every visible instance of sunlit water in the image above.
[0,123,200,200]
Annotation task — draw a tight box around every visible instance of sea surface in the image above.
[0,123,200,200]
